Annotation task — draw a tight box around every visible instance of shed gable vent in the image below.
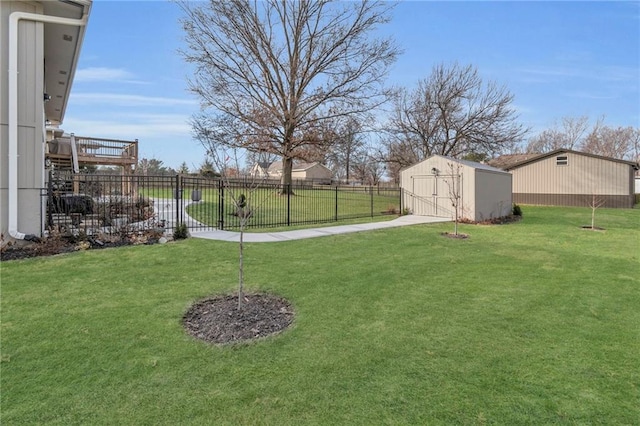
[556,155,568,166]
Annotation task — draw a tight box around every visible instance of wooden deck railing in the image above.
[75,136,138,166]
[47,135,138,168]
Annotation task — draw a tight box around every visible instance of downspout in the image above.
[69,133,79,173]
[8,11,88,240]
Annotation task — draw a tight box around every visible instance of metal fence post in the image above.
[335,185,338,221]
[370,186,374,218]
[175,174,181,227]
[218,179,224,230]
[287,184,291,226]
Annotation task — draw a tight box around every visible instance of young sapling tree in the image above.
[192,118,273,309]
[587,193,606,230]
[443,161,463,236]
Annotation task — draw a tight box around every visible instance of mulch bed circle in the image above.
[183,293,295,345]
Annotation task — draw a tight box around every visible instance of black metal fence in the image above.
[43,172,402,235]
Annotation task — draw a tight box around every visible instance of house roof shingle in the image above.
[267,161,325,173]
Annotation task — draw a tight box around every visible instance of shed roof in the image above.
[400,155,510,175]
[488,154,539,170]
[503,149,639,171]
[440,156,510,174]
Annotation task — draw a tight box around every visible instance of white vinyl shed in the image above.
[400,155,512,222]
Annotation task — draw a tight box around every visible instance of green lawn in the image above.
[1,206,639,425]
[186,187,401,229]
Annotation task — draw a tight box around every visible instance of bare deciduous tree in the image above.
[323,117,367,182]
[526,116,591,153]
[179,0,399,194]
[581,124,637,160]
[526,115,639,161]
[632,128,640,163]
[351,144,385,185]
[384,62,526,178]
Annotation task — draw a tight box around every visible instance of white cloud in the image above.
[69,92,198,107]
[74,67,147,84]
[516,65,638,83]
[561,91,618,100]
[62,114,193,140]
[60,114,204,169]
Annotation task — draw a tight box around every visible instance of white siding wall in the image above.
[0,1,46,238]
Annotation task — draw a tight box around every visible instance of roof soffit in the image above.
[39,0,91,125]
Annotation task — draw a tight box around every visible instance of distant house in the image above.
[250,161,272,178]
[400,155,512,221]
[267,161,333,183]
[503,149,639,208]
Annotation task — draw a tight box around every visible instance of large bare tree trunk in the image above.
[280,156,294,195]
[180,0,399,176]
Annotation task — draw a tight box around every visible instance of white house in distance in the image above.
[1,0,92,243]
[251,160,333,184]
[400,155,513,222]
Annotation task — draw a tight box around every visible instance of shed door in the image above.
[408,175,455,217]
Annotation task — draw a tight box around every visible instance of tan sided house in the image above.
[267,161,333,184]
[503,150,639,208]
[400,155,512,222]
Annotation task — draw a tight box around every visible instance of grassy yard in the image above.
[185,187,401,229]
[1,206,638,424]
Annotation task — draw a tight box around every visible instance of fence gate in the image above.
[174,175,220,232]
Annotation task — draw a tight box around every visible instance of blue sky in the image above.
[64,0,640,170]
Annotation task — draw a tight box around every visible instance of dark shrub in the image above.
[173,223,189,240]
[512,204,522,216]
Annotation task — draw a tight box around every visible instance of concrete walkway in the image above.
[191,215,450,243]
